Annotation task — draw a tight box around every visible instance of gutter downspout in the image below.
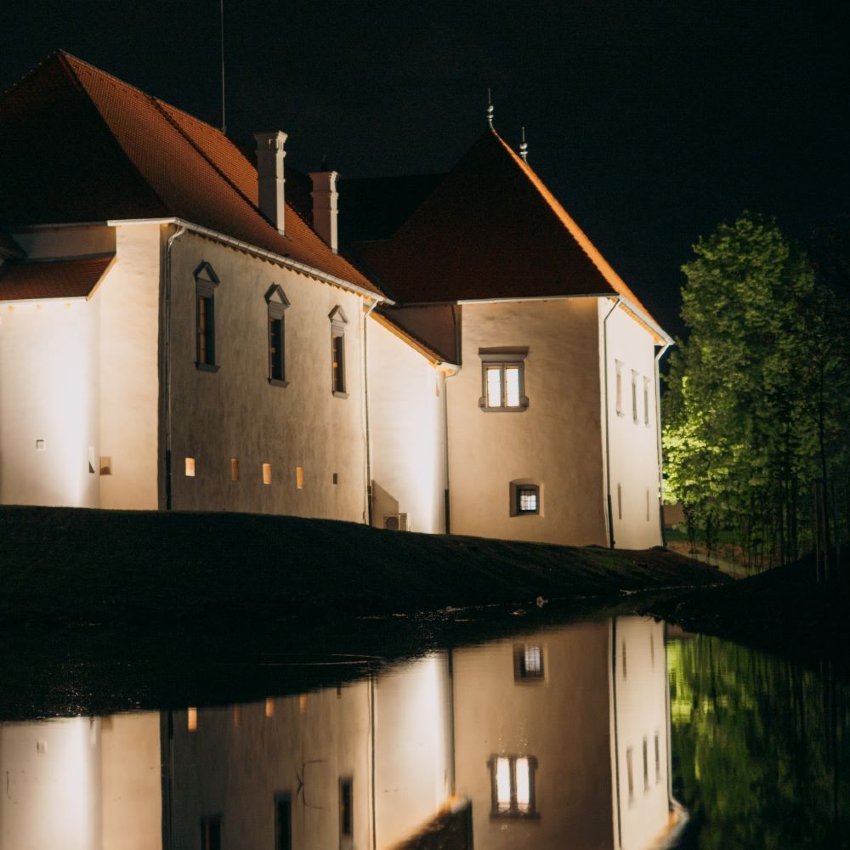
[602,297,622,549]
[363,300,378,526]
[654,340,673,545]
[163,224,186,510]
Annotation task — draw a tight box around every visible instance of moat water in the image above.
[1,616,848,849]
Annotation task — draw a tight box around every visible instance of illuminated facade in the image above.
[0,52,670,548]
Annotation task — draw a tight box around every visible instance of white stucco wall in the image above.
[0,297,100,507]
[447,299,608,546]
[600,303,663,549]
[367,317,447,533]
[0,718,102,850]
[167,232,369,521]
[611,617,670,850]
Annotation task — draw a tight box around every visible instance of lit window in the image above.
[194,262,220,372]
[295,466,305,489]
[185,457,196,477]
[514,644,544,681]
[329,306,348,397]
[230,458,239,481]
[187,707,198,731]
[489,754,538,816]
[479,349,529,411]
[262,463,272,485]
[510,481,541,516]
[265,698,275,718]
[266,285,289,386]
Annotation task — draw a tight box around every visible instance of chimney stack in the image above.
[309,169,339,253]
[254,131,288,235]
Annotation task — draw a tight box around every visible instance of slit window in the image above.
[631,370,639,422]
[329,306,348,397]
[266,285,289,386]
[263,463,272,485]
[230,457,239,481]
[339,777,353,843]
[194,262,220,372]
[185,457,196,477]
[615,360,623,416]
[643,376,651,426]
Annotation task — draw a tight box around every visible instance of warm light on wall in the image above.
[264,698,275,718]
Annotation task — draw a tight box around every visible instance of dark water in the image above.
[1,617,847,849]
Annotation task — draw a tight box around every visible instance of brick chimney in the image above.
[254,131,287,235]
[309,169,339,253]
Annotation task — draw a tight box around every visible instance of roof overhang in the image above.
[0,253,116,302]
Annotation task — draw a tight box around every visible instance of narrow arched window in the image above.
[194,262,220,372]
[265,285,290,386]
[329,306,348,397]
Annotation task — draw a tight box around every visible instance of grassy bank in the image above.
[1,505,723,631]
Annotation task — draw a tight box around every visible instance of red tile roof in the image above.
[359,129,659,327]
[0,254,114,300]
[0,52,382,296]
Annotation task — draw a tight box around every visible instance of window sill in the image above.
[489,811,540,820]
[333,390,349,399]
[268,378,288,388]
[479,398,529,412]
[195,362,220,373]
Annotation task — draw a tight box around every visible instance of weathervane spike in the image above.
[519,126,528,162]
[486,87,494,129]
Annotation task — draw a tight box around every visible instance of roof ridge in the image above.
[490,129,653,319]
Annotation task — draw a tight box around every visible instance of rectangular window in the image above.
[626,747,635,803]
[642,737,649,790]
[510,481,541,516]
[479,351,528,411]
[185,457,196,477]
[654,732,661,784]
[631,370,639,422]
[615,360,623,416]
[643,376,651,426]
[296,466,305,489]
[514,644,544,681]
[187,707,198,732]
[489,754,538,816]
[200,816,221,850]
[275,795,292,850]
[332,334,346,395]
[617,483,622,520]
[230,457,239,481]
[339,777,353,843]
[262,463,272,485]
[269,315,285,382]
[196,294,216,367]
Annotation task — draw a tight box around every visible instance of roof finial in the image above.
[519,126,528,162]
[486,88,494,129]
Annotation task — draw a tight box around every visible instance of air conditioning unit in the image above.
[383,513,409,531]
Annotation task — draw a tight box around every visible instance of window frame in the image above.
[194,262,220,372]
[509,480,541,517]
[329,306,348,398]
[266,284,290,387]
[513,643,545,682]
[479,348,529,412]
[488,754,539,818]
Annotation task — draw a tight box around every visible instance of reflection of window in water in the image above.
[489,755,538,816]
[514,644,544,680]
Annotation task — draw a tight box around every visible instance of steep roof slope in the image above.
[359,129,655,319]
[0,52,381,295]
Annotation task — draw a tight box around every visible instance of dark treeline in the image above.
[662,212,850,578]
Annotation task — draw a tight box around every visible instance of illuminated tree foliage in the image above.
[663,212,850,571]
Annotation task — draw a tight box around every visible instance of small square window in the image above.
[514,644,544,681]
[510,481,540,516]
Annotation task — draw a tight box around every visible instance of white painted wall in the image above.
[611,617,670,850]
[600,303,663,549]
[0,297,100,507]
[167,232,369,521]
[447,299,608,546]
[0,718,102,850]
[367,317,446,533]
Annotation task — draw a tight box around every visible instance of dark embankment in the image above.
[644,549,850,670]
[0,505,724,631]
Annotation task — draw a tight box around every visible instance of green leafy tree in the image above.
[663,212,850,570]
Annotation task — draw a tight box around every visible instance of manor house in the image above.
[0,52,671,549]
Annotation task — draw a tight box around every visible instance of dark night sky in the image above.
[3,0,849,333]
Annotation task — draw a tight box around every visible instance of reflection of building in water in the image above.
[452,617,674,850]
[0,617,678,850]
[0,713,162,850]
